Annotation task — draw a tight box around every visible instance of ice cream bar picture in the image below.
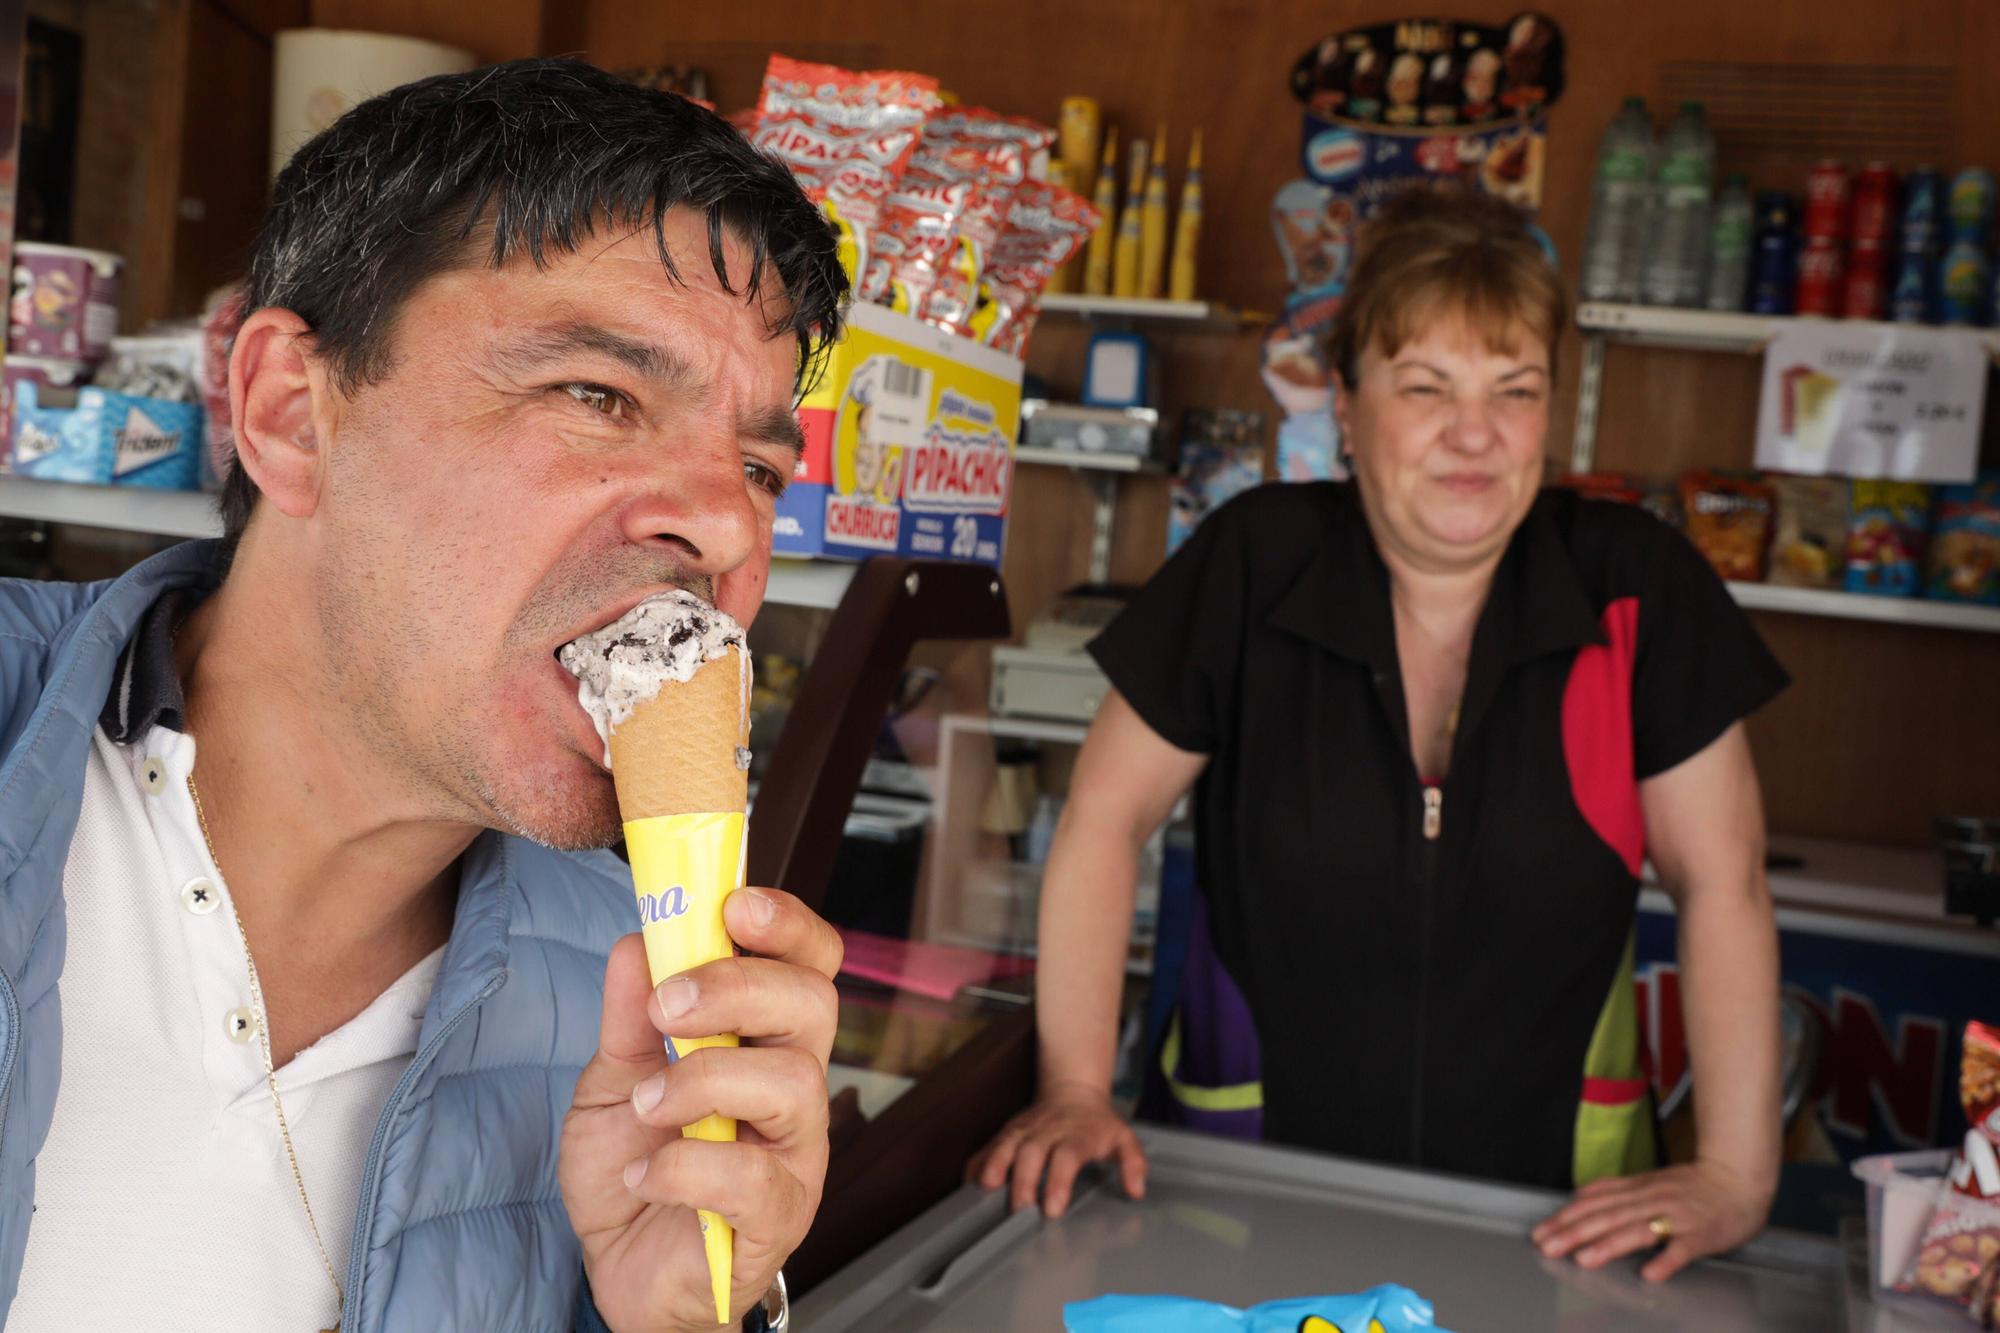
[559,588,751,1325]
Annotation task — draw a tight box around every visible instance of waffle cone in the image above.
[608,645,748,820]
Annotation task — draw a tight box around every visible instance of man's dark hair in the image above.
[223,57,846,554]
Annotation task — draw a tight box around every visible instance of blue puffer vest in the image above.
[0,541,636,1330]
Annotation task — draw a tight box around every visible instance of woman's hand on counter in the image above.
[967,1082,1149,1219]
[1529,1157,1776,1282]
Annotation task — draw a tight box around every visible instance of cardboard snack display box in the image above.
[776,300,1023,569]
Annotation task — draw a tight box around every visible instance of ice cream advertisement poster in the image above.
[775,299,1023,567]
[1755,323,1987,483]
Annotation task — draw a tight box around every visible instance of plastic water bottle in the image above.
[1640,101,1716,307]
[1580,97,1655,303]
[1703,174,1754,311]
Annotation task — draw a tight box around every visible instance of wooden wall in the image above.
[566,0,2000,848]
[82,0,1996,846]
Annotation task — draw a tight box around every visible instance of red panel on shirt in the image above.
[1562,596,1644,878]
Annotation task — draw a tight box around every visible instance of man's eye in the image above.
[745,459,788,498]
[1400,384,1443,399]
[558,382,628,418]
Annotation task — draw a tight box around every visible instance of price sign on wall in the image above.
[1755,323,1989,482]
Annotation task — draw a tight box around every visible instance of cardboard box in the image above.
[776,301,1023,568]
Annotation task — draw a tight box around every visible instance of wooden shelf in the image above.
[1727,580,2000,633]
[0,472,858,610]
[1038,293,1267,331]
[1575,302,2000,357]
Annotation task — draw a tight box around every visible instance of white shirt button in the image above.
[224,1006,259,1044]
[140,757,169,795]
[180,878,219,915]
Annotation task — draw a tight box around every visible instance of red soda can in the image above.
[1842,239,1887,320]
[1797,238,1844,315]
[1805,160,1851,241]
[1851,162,1897,243]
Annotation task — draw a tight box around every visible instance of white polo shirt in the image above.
[13,719,444,1330]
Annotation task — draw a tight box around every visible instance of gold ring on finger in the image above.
[1647,1214,1674,1241]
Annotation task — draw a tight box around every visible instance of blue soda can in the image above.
[1948,167,1997,240]
[1749,191,1798,315]
[1891,239,1939,322]
[1901,168,1945,249]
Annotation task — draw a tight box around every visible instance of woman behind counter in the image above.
[973,186,1789,1282]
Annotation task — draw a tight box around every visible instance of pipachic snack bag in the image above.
[1897,1022,2000,1325]
[857,174,972,309]
[967,180,1101,355]
[751,55,940,286]
[864,133,1027,319]
[910,112,1045,332]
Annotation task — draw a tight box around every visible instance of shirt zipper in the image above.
[1411,783,1443,1165]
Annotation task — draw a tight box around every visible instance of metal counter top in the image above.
[798,1126,1843,1331]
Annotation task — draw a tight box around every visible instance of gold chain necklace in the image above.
[187,771,345,1333]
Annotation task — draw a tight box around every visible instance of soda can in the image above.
[1804,160,1850,240]
[1939,236,1991,325]
[1850,163,1897,243]
[1796,239,1844,316]
[1947,167,1996,240]
[1899,168,1946,250]
[1890,240,1938,323]
[1842,239,1888,320]
[1749,192,1799,315]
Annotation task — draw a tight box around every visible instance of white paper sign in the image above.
[1754,323,1988,483]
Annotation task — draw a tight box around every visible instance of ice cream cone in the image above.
[562,593,752,1325]
[611,648,746,1326]
[607,645,750,820]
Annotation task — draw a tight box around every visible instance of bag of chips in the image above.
[751,55,940,287]
[857,175,972,309]
[1897,1023,2000,1323]
[1927,475,2000,605]
[883,136,1027,322]
[965,181,1100,355]
[910,114,1044,333]
[1681,471,1775,583]
[1768,475,1850,589]
[1845,479,1931,598]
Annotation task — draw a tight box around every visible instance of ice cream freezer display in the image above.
[796,1126,1847,1331]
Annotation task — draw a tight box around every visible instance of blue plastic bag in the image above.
[1064,1283,1450,1333]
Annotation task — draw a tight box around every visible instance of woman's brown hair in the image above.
[1325,184,1567,389]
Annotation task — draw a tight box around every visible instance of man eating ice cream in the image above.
[0,59,846,1332]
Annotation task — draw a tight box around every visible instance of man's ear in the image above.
[230,308,334,520]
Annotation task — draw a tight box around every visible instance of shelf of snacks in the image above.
[1563,472,2000,632]
[1038,293,1267,331]
[1725,580,2000,633]
[0,472,859,610]
[1576,302,2000,359]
